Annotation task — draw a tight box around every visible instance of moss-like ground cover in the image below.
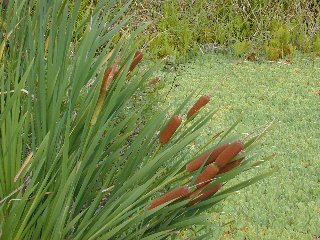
[157,53,320,239]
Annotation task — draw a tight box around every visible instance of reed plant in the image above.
[0,1,273,239]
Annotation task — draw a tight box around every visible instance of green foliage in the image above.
[77,0,320,61]
[75,0,96,25]
[149,1,194,61]
[0,1,271,239]
[137,0,320,60]
[312,34,320,55]
[233,40,251,57]
[265,21,296,60]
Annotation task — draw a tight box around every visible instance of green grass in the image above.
[156,54,320,239]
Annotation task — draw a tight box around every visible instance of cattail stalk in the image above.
[186,144,229,172]
[187,95,211,119]
[188,184,222,206]
[159,115,182,144]
[91,63,118,126]
[215,141,244,168]
[218,157,245,174]
[148,185,190,210]
[194,165,219,189]
[129,50,143,72]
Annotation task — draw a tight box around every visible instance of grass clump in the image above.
[104,0,320,61]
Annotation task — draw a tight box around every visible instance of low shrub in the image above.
[103,0,320,61]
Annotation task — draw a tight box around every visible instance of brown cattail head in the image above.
[194,164,219,189]
[148,185,190,210]
[91,62,118,126]
[188,184,222,206]
[101,63,118,92]
[218,157,245,174]
[159,115,182,145]
[215,141,244,168]
[186,144,229,172]
[186,151,211,173]
[187,95,211,119]
[129,50,143,72]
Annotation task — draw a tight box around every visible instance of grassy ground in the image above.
[156,53,320,239]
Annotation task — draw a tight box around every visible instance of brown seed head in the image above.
[186,144,229,172]
[129,50,143,72]
[91,61,118,126]
[186,151,211,173]
[187,95,211,119]
[159,115,182,144]
[148,185,190,210]
[194,165,219,189]
[215,141,244,168]
[101,64,117,92]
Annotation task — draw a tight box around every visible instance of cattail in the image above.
[129,50,143,72]
[159,115,182,144]
[187,95,211,119]
[186,144,229,172]
[215,141,244,168]
[186,151,211,173]
[218,157,245,174]
[101,63,118,92]
[188,184,222,206]
[194,165,219,189]
[91,63,118,126]
[148,185,190,210]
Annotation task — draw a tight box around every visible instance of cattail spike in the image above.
[215,141,244,168]
[194,165,219,189]
[218,157,245,174]
[187,95,211,119]
[188,184,222,206]
[159,115,182,145]
[186,151,211,173]
[148,186,190,210]
[91,62,118,126]
[207,144,229,164]
[186,144,229,172]
[101,63,118,92]
[129,50,143,72]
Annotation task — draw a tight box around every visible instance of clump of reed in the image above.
[0,1,273,239]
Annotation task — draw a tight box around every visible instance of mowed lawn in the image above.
[158,53,320,239]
